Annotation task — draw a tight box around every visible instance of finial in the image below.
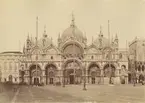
[71,11,75,27]
[31,34,32,41]
[36,16,39,43]
[43,25,47,38]
[115,33,118,40]
[108,20,110,45]
[100,25,102,34]
[44,25,46,33]
[27,32,30,39]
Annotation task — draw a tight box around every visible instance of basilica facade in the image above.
[0,16,129,85]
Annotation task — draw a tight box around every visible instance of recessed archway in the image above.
[45,64,57,85]
[88,63,100,84]
[103,64,116,84]
[63,59,82,84]
[29,64,42,85]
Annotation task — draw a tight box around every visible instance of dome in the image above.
[61,26,84,41]
[38,36,52,48]
[93,35,109,48]
[61,14,84,42]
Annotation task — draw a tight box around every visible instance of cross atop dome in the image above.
[70,12,75,27]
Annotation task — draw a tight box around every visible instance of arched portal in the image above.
[45,64,57,85]
[88,63,100,84]
[63,59,82,84]
[103,64,116,84]
[29,64,42,85]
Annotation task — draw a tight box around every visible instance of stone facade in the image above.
[0,16,128,85]
[129,37,145,83]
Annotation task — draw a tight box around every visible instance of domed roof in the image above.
[61,14,84,41]
[38,35,52,48]
[61,26,84,41]
[93,34,109,48]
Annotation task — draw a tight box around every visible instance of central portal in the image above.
[64,59,82,85]
[34,78,39,85]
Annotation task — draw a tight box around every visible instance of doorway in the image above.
[34,78,39,85]
[69,75,74,84]
[92,77,95,84]
[49,78,54,84]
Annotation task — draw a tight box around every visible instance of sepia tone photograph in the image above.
[0,0,145,103]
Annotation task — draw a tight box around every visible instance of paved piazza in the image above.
[0,84,145,103]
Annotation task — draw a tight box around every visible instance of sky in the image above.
[0,0,145,52]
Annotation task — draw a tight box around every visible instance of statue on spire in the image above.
[99,25,103,37]
[71,12,75,27]
[114,33,119,48]
[43,25,47,38]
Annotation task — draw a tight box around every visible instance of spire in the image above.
[36,16,38,45]
[115,33,118,40]
[27,32,30,40]
[31,34,32,41]
[23,43,25,53]
[99,25,103,37]
[100,25,102,34]
[43,25,47,37]
[108,20,110,45]
[70,12,75,27]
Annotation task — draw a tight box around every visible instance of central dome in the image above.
[61,14,84,42]
[61,26,84,41]
[93,34,109,48]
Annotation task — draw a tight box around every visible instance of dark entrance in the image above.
[92,77,95,84]
[69,75,74,84]
[34,78,39,85]
[49,78,53,84]
[128,73,131,83]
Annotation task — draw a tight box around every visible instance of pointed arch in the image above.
[45,63,57,85]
